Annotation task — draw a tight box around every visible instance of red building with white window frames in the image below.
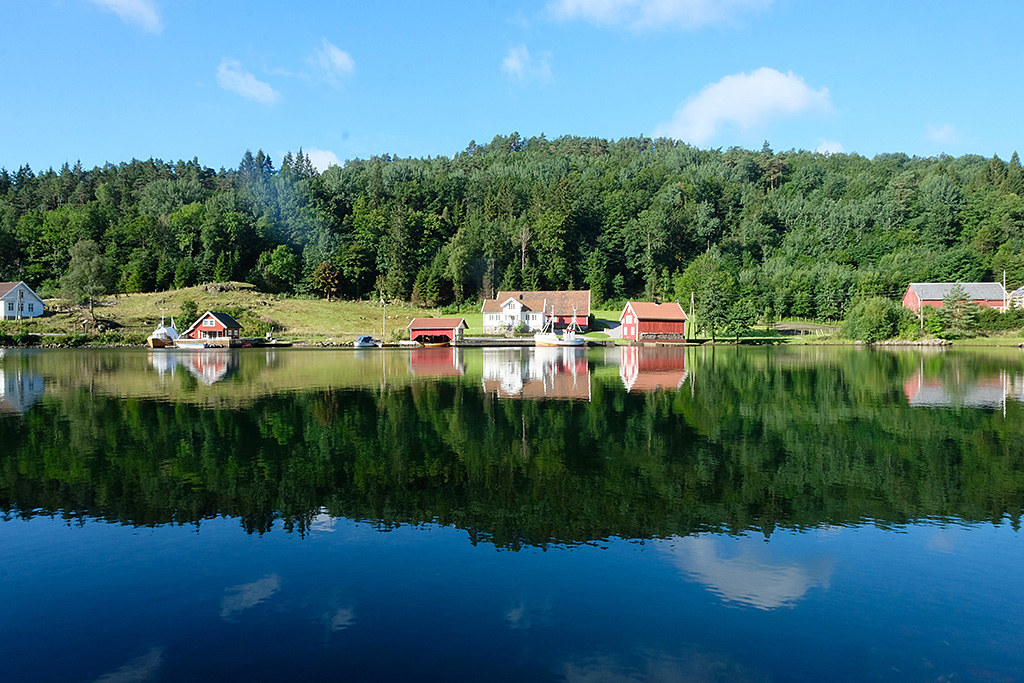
[180,311,243,343]
[619,301,688,342]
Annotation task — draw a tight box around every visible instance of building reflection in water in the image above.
[408,347,466,377]
[149,350,239,385]
[903,364,1024,410]
[618,345,688,393]
[481,347,590,400]
[0,351,45,414]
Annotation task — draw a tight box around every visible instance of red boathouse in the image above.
[619,301,688,342]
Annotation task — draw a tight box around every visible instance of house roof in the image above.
[621,301,688,321]
[0,282,43,302]
[181,311,243,336]
[482,290,591,316]
[908,283,1007,301]
[407,317,468,330]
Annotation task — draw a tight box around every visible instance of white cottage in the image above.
[0,282,45,320]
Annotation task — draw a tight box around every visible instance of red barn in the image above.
[619,301,688,342]
[407,317,468,344]
[902,283,1007,312]
[180,311,243,343]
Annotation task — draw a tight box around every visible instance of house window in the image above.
[28,303,34,312]
[203,319,215,327]
[6,302,11,311]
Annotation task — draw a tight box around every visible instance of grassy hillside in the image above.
[1,283,434,344]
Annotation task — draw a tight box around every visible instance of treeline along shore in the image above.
[4,134,1024,337]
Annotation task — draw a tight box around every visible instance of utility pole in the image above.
[689,291,695,342]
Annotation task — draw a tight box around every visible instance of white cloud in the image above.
[87,0,163,33]
[815,139,844,155]
[313,39,355,87]
[216,59,281,105]
[502,45,553,85]
[306,148,341,172]
[653,67,831,146]
[658,535,832,610]
[220,574,282,620]
[549,0,771,31]
[926,123,962,146]
[94,646,165,683]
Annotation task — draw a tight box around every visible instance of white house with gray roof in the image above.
[0,282,45,320]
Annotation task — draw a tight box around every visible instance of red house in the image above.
[619,301,688,342]
[180,311,243,343]
[407,317,468,344]
[902,283,1007,312]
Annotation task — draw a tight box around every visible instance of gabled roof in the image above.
[181,311,243,336]
[407,317,468,329]
[482,290,591,316]
[0,281,43,302]
[908,283,1007,301]
[621,301,688,322]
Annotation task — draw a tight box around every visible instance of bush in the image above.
[179,299,199,325]
[844,297,910,342]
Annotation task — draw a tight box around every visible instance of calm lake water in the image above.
[1,345,1023,682]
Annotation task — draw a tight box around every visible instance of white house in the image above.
[0,282,45,320]
[481,290,591,333]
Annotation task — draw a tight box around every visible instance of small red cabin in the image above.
[180,311,243,341]
[619,301,688,342]
[407,317,468,344]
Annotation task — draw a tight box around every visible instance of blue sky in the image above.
[4,0,1023,173]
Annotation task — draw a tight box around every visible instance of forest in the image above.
[3,134,1024,325]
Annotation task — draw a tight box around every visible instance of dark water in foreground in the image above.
[1,346,1023,682]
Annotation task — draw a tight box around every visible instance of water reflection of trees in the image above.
[2,349,1023,547]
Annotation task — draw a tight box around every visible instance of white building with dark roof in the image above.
[0,282,45,320]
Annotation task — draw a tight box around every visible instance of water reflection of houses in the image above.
[408,347,466,377]
[148,351,239,385]
[481,347,590,401]
[618,346,688,393]
[0,353,45,414]
[903,367,1024,409]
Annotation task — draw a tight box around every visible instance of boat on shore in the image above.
[146,317,179,349]
[353,335,383,348]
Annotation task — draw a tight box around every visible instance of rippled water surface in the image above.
[1,346,1022,682]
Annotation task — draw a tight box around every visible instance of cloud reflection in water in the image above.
[659,535,832,610]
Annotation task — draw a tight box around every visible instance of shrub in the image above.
[844,297,908,342]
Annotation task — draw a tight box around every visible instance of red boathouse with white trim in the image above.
[619,301,688,342]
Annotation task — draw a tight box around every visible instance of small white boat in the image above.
[534,306,586,347]
[147,316,179,349]
[173,339,210,349]
[353,335,382,348]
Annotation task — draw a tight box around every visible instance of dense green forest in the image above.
[3,135,1024,322]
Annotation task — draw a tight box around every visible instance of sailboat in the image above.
[147,316,179,349]
[534,305,586,347]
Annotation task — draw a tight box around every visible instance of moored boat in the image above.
[147,317,179,349]
[353,335,382,348]
[534,306,586,347]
